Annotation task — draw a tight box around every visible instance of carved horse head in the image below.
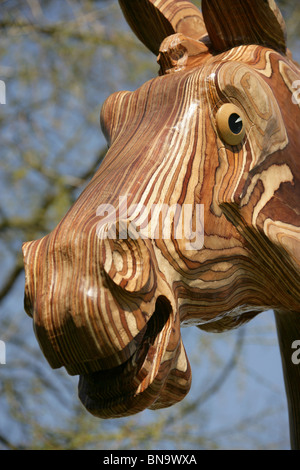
[22,0,300,448]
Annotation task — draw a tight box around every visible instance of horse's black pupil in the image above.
[228,113,243,134]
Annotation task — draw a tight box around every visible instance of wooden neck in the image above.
[275,310,300,449]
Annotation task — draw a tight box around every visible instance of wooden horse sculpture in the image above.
[22,0,300,448]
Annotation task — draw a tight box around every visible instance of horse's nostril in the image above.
[144,296,172,340]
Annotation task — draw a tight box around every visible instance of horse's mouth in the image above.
[22,234,192,418]
[78,296,191,418]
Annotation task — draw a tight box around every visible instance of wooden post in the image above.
[275,311,300,449]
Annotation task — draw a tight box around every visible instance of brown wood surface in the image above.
[202,0,286,53]
[275,311,300,450]
[22,0,300,448]
[119,0,207,55]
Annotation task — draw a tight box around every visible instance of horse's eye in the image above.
[216,103,245,146]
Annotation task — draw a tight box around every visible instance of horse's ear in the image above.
[202,0,286,53]
[118,0,206,56]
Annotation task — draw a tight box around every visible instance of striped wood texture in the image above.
[22,0,300,447]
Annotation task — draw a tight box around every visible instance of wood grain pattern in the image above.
[22,0,300,447]
[202,0,286,53]
[275,311,300,449]
[119,0,207,55]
